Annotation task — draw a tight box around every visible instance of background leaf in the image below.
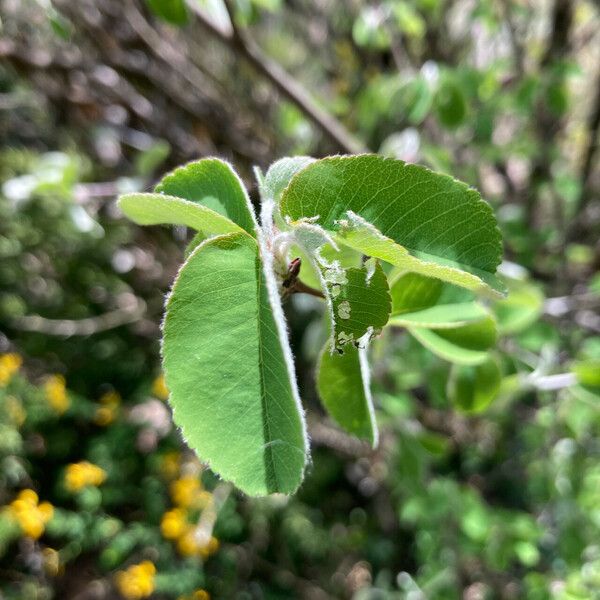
[449,357,502,413]
[408,315,498,365]
[163,232,307,496]
[145,0,188,25]
[389,272,489,328]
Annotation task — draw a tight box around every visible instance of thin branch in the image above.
[10,299,146,337]
[186,0,368,154]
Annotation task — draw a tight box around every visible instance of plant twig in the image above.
[10,298,146,336]
[186,0,368,154]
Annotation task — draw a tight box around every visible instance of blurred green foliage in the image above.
[1,0,599,598]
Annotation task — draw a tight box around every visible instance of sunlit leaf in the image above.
[118,193,244,238]
[155,158,257,235]
[280,155,505,298]
[163,232,307,496]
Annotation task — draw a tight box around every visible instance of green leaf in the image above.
[435,78,467,129]
[163,232,307,496]
[317,344,377,446]
[322,259,391,350]
[389,272,489,328]
[145,0,188,25]
[118,193,244,238]
[448,357,501,413]
[572,360,600,389]
[408,315,498,365]
[156,158,257,236]
[494,278,544,335]
[280,155,504,298]
[261,156,315,202]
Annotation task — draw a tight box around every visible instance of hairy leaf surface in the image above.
[118,193,244,238]
[280,155,504,297]
[163,232,306,496]
[156,158,257,235]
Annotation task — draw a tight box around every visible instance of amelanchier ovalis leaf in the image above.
[118,193,244,238]
[409,315,498,365]
[389,272,489,328]
[261,156,315,202]
[280,155,505,298]
[323,260,391,350]
[448,357,502,414]
[155,158,257,235]
[163,232,307,496]
[317,343,377,446]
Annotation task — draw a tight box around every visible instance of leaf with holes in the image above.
[280,155,505,298]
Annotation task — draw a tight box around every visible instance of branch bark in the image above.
[186,0,368,155]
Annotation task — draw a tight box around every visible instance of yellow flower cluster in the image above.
[44,374,70,414]
[152,374,169,400]
[0,353,22,386]
[160,506,220,559]
[115,561,156,600]
[160,476,219,559]
[176,529,220,559]
[8,489,53,539]
[170,476,211,509]
[178,590,211,600]
[160,507,188,540]
[94,390,121,426]
[65,461,107,492]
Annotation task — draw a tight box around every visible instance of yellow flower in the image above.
[65,461,107,492]
[160,508,188,540]
[8,489,54,539]
[175,527,220,559]
[44,375,70,414]
[0,353,22,386]
[152,374,169,400]
[115,561,156,600]
[6,396,26,426]
[94,390,121,426]
[170,476,203,508]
